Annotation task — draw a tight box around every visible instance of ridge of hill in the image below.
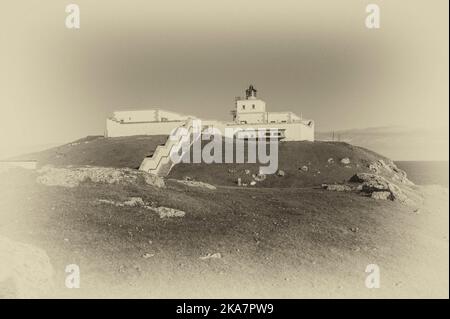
[11,136,402,188]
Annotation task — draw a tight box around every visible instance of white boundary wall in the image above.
[106,119,183,137]
[106,118,314,141]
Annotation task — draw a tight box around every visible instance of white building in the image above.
[105,86,314,141]
[106,109,194,137]
[225,85,314,141]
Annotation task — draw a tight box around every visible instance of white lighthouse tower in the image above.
[232,85,267,124]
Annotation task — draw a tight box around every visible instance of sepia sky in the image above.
[0,0,448,159]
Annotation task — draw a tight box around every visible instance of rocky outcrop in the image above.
[349,173,407,202]
[96,197,186,218]
[367,159,414,186]
[36,165,165,188]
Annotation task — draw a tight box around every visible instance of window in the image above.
[242,105,245,110]
[252,104,255,109]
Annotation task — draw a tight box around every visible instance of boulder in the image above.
[277,170,286,177]
[349,173,407,202]
[300,166,308,172]
[340,158,351,165]
[253,173,266,182]
[153,207,185,218]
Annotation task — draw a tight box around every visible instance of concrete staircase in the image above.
[139,118,200,177]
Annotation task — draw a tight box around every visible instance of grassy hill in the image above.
[12,135,396,187]
[0,165,447,298]
[1,135,448,298]
[10,135,167,169]
[170,140,391,187]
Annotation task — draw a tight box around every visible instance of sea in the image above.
[395,161,449,187]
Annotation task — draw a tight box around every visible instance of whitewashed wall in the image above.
[112,109,192,123]
[106,119,182,137]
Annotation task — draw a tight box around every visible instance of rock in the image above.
[142,253,154,259]
[123,197,146,207]
[176,180,216,190]
[371,191,392,200]
[387,183,408,202]
[142,173,166,188]
[340,158,351,165]
[250,181,257,186]
[199,253,222,260]
[97,197,150,208]
[368,163,379,173]
[367,161,414,186]
[322,184,352,192]
[244,169,251,175]
[0,236,54,298]
[253,173,266,182]
[277,170,286,177]
[153,206,185,218]
[350,173,390,190]
[300,166,308,172]
[37,165,165,188]
[327,158,334,164]
[349,173,408,202]
[98,199,116,205]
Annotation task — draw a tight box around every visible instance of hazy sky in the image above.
[0,1,448,158]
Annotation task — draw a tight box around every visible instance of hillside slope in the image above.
[11,136,411,188]
[10,135,167,169]
[0,167,447,298]
[170,141,395,187]
[0,137,447,298]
